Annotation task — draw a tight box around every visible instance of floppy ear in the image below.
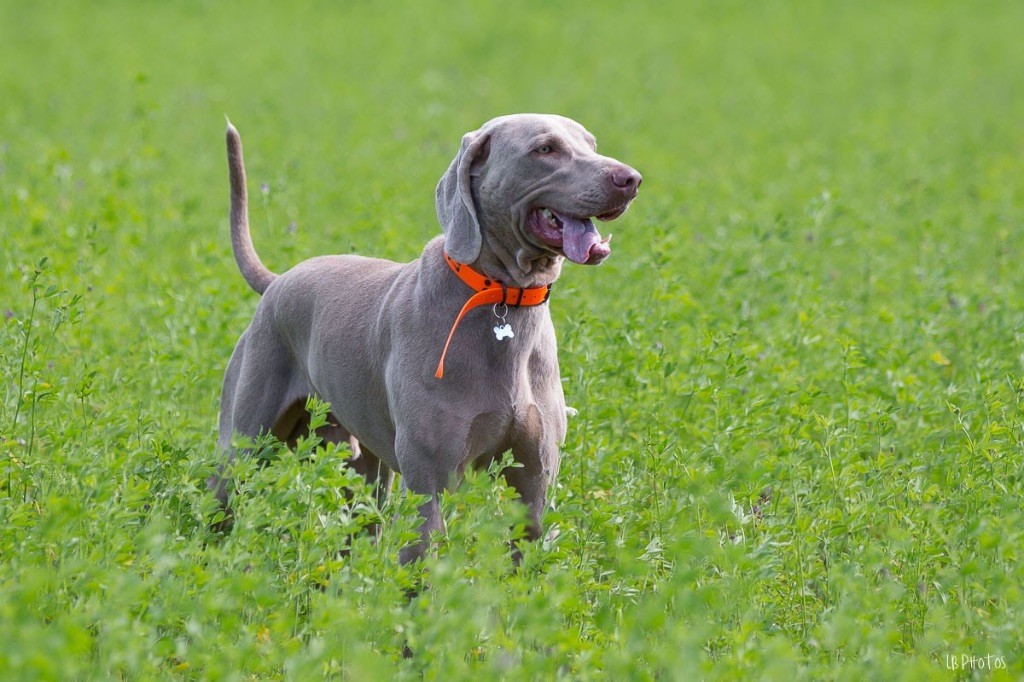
[435,130,491,263]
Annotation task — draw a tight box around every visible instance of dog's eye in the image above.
[535,144,554,154]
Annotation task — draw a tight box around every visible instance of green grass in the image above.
[3,0,1024,678]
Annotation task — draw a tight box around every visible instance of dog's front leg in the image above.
[398,492,445,565]
[394,432,453,565]
[505,444,560,565]
[503,399,569,561]
[506,409,564,565]
[502,462,549,566]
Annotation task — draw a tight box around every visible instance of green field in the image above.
[3,1,1024,678]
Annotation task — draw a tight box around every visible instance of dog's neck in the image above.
[433,250,552,379]
[472,230,563,289]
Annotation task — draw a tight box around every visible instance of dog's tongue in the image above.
[559,214,605,264]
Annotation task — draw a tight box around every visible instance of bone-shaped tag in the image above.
[493,324,514,341]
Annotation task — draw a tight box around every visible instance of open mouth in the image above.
[526,205,627,265]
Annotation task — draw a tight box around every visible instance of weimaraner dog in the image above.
[210,114,641,563]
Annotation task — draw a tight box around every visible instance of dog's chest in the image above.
[459,326,565,441]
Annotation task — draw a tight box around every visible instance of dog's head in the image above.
[436,114,641,278]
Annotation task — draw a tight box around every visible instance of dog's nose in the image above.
[609,164,642,195]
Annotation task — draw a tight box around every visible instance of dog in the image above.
[209,114,641,563]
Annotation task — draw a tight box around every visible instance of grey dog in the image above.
[210,114,641,563]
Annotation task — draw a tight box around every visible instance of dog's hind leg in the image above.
[208,329,306,512]
[209,336,247,509]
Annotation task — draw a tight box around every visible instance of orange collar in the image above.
[435,252,551,379]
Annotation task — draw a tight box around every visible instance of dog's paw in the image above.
[565,406,579,418]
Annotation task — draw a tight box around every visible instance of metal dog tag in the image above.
[492,302,513,341]
[493,324,514,340]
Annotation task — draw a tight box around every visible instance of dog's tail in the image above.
[226,119,277,295]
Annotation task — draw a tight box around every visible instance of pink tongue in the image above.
[559,214,602,264]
